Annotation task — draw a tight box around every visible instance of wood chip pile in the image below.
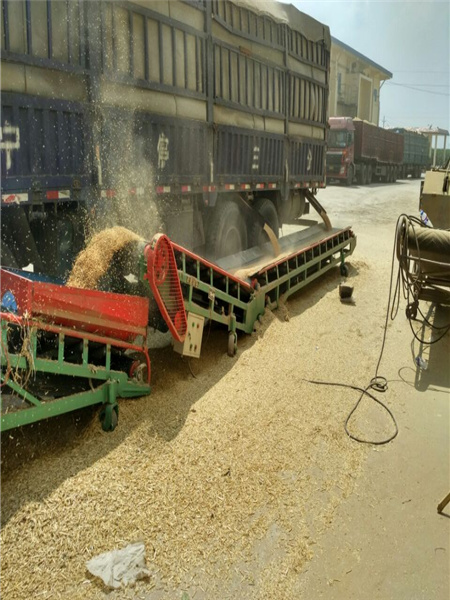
[2,253,389,598]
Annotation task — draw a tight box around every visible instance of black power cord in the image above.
[304,377,398,445]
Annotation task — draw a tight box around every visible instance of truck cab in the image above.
[326,117,355,186]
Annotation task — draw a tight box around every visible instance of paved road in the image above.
[297,179,450,600]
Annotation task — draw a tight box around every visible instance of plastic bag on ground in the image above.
[86,541,151,589]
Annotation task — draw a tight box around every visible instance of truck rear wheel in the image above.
[207,198,248,259]
[1,205,44,272]
[1,243,19,269]
[248,198,279,247]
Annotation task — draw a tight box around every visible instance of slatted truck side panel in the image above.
[1,0,331,274]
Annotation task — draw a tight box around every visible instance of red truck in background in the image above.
[326,117,404,186]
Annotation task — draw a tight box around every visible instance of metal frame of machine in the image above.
[0,268,152,432]
[171,226,355,355]
[1,314,151,432]
[395,167,450,318]
[1,224,356,432]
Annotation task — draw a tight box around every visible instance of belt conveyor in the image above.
[173,224,355,355]
[1,223,356,431]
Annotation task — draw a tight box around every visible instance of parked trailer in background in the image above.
[326,117,403,186]
[390,128,429,179]
[1,0,331,278]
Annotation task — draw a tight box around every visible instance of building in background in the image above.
[329,37,392,126]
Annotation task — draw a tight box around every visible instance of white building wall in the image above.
[329,41,390,126]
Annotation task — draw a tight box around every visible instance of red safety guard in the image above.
[144,234,187,343]
[0,268,149,342]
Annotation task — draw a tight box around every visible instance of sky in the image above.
[293,0,449,143]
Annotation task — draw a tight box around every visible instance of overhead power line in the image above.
[392,84,449,87]
[385,82,450,97]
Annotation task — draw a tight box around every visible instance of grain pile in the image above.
[0,258,386,600]
[67,226,143,289]
[4,178,418,600]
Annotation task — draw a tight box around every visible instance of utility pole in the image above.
[382,116,386,128]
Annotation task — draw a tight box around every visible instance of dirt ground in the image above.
[1,179,449,599]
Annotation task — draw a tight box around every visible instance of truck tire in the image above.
[385,166,392,183]
[248,198,280,247]
[358,164,367,185]
[207,198,248,259]
[393,166,398,182]
[344,166,354,187]
[30,207,86,278]
[1,206,44,272]
[1,243,19,269]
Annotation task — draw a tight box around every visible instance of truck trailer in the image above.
[390,128,429,179]
[1,0,331,278]
[326,117,404,186]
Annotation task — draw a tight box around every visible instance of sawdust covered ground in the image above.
[1,180,445,599]
[1,271,372,599]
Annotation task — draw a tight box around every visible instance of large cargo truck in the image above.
[326,117,403,186]
[1,0,331,277]
[390,128,429,179]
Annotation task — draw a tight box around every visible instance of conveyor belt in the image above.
[172,225,356,345]
[217,224,350,280]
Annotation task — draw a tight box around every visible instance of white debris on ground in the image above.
[86,541,151,589]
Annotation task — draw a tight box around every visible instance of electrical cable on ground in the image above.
[305,214,449,445]
[187,358,197,379]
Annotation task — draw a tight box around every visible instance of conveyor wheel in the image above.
[100,403,119,432]
[228,331,237,357]
[340,263,349,277]
[130,360,149,384]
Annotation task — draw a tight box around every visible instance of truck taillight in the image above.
[342,149,348,162]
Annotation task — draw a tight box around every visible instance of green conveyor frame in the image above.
[1,318,151,432]
[172,225,356,339]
